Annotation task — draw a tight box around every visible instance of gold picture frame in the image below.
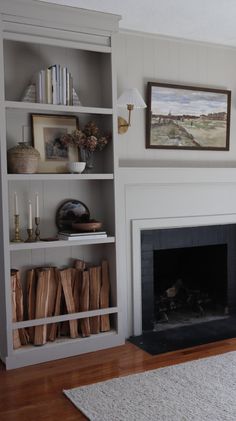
[31,114,78,173]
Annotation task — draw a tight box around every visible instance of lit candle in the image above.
[35,193,39,218]
[14,192,19,215]
[28,200,32,229]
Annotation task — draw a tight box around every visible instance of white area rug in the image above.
[64,351,236,421]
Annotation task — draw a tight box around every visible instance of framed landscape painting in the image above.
[146,82,231,150]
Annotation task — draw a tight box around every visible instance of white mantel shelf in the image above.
[118,166,236,184]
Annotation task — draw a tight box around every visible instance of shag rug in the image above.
[64,351,236,421]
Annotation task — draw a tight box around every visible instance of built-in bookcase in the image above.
[0,0,123,369]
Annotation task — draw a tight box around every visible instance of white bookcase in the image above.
[0,0,124,369]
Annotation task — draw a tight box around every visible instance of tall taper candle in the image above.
[28,200,32,229]
[35,193,39,218]
[14,192,19,215]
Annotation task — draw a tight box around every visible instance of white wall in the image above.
[115,31,236,166]
[114,32,236,338]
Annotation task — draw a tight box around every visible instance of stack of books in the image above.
[36,64,73,105]
[58,231,108,241]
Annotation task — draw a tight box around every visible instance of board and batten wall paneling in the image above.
[116,32,236,165]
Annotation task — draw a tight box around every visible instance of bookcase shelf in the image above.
[5,101,113,115]
[0,0,123,370]
[13,306,118,329]
[9,236,115,251]
[8,330,122,369]
[7,173,114,181]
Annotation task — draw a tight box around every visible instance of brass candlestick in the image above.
[35,217,40,241]
[12,214,22,243]
[25,228,34,243]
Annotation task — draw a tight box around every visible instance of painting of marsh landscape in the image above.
[146,82,231,150]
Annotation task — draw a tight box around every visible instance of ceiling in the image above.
[37,0,236,47]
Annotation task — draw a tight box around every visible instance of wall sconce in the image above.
[117,88,146,134]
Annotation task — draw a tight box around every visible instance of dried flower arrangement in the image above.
[61,121,111,153]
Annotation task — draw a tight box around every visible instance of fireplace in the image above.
[129,223,236,353]
[141,224,236,333]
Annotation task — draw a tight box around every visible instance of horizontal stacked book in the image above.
[58,231,108,241]
[36,64,73,105]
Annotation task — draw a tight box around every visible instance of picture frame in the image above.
[146,82,231,151]
[31,114,78,173]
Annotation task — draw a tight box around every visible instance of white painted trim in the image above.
[6,330,123,369]
[9,236,115,251]
[7,173,114,181]
[4,32,112,52]
[118,167,236,185]
[5,101,113,114]
[13,306,118,329]
[1,0,121,35]
[132,214,236,336]
[120,28,236,51]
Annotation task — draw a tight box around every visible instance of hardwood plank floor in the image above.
[1,339,236,420]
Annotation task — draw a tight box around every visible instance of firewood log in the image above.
[100,260,111,332]
[48,268,62,341]
[26,268,36,343]
[59,268,78,339]
[34,268,51,346]
[46,267,58,340]
[13,269,29,345]
[11,270,21,349]
[73,269,81,313]
[79,270,90,337]
[74,259,90,336]
[89,266,101,334]
[74,259,86,271]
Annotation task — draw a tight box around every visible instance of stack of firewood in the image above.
[11,260,111,347]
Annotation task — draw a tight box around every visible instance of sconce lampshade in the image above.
[117,88,146,134]
[117,88,147,109]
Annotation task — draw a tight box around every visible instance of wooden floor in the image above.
[1,338,236,420]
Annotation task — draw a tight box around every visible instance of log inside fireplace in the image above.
[153,244,228,332]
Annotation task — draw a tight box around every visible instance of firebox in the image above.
[141,224,236,332]
[153,244,227,331]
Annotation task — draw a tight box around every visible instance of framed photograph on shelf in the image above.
[146,82,231,151]
[31,114,78,173]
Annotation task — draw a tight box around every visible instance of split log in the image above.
[79,270,90,337]
[34,268,51,346]
[48,268,62,341]
[73,259,86,311]
[74,259,86,271]
[46,267,58,340]
[73,269,81,313]
[13,269,29,345]
[11,270,21,349]
[74,259,90,336]
[89,266,101,334]
[100,260,110,332]
[26,269,37,343]
[59,268,78,339]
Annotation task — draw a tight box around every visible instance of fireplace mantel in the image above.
[118,166,236,185]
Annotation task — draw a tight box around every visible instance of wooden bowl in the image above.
[72,220,102,232]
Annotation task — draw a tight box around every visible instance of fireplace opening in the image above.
[129,224,236,355]
[153,244,228,332]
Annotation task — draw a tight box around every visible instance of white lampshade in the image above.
[117,88,146,109]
